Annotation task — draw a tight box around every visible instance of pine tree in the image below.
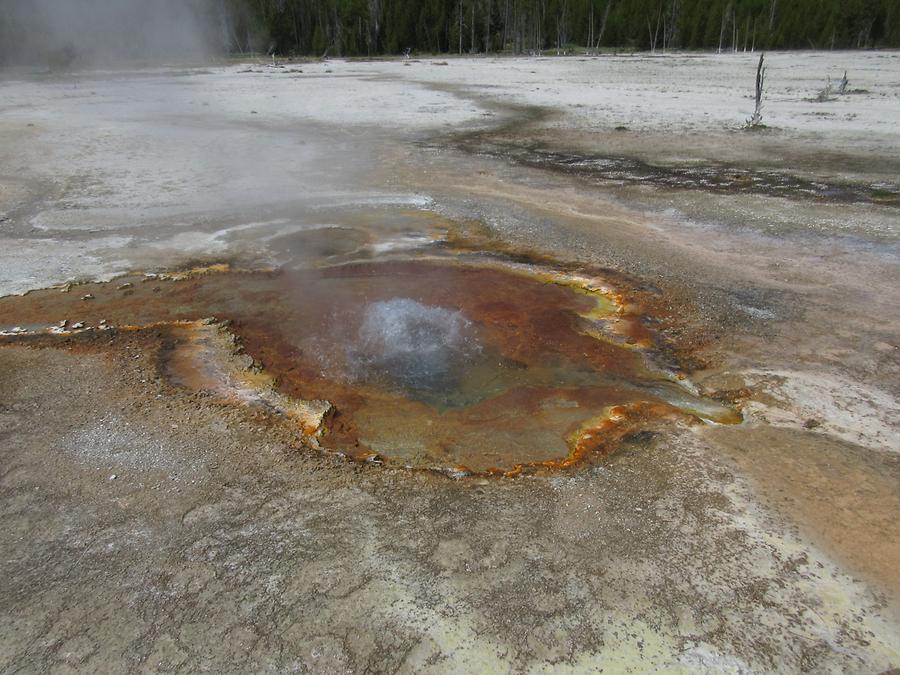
[216,0,900,56]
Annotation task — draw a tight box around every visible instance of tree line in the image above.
[228,0,900,56]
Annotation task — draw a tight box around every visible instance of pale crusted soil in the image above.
[1,344,898,673]
[1,54,899,672]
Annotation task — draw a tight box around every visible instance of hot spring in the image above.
[0,256,740,475]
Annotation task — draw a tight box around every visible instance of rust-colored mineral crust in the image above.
[0,257,739,474]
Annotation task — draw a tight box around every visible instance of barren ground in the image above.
[1,51,899,672]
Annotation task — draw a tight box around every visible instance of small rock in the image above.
[109,474,117,480]
[117,282,133,291]
[57,319,68,328]
[81,294,94,301]
[71,322,85,329]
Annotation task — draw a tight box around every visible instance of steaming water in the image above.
[0,261,743,471]
[350,299,480,399]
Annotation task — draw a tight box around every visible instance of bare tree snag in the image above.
[718,2,732,54]
[595,1,611,51]
[745,53,766,128]
[458,0,463,54]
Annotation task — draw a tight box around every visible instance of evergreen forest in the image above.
[228,0,900,56]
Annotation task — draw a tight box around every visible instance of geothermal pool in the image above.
[0,253,738,475]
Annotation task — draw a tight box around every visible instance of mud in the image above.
[478,144,900,206]
[438,108,900,212]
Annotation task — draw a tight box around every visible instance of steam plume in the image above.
[0,0,230,68]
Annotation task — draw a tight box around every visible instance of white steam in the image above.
[0,0,231,67]
[352,298,480,391]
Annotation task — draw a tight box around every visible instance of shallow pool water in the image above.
[0,256,740,474]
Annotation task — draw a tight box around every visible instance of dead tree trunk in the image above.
[470,0,476,52]
[746,53,765,128]
[856,18,874,48]
[458,0,463,54]
[484,0,491,53]
[648,5,662,52]
[588,3,593,53]
[838,70,849,94]
[502,0,509,50]
[595,1,611,51]
[664,0,679,51]
[731,6,737,52]
[718,3,731,53]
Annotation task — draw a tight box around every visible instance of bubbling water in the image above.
[350,298,480,393]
